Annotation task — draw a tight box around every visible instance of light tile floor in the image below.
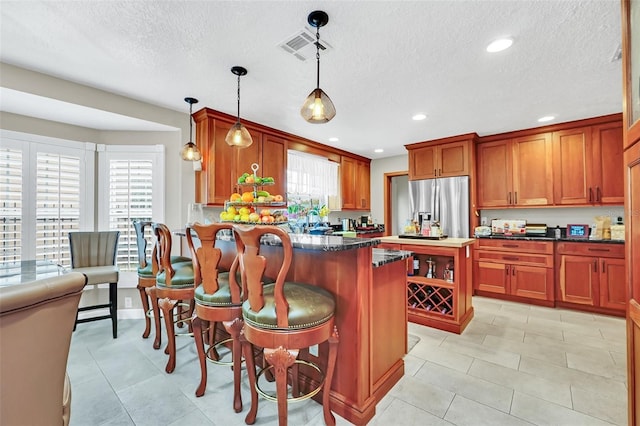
[67,297,627,425]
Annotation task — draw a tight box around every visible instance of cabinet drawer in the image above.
[556,242,624,258]
[475,250,553,267]
[475,238,553,254]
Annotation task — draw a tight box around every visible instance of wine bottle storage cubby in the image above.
[408,282,453,316]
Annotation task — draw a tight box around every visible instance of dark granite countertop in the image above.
[372,248,412,268]
[475,235,624,244]
[216,233,381,252]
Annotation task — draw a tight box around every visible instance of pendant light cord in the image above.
[189,102,194,142]
[315,26,321,89]
[236,74,241,122]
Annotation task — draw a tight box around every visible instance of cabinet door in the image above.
[438,141,469,177]
[234,129,261,187]
[559,255,598,306]
[341,156,356,209]
[599,257,626,311]
[408,145,437,180]
[208,120,236,205]
[591,122,624,204]
[512,133,553,206]
[474,261,509,294]
[357,160,370,209]
[262,134,287,198]
[477,140,512,207]
[511,265,553,301]
[552,127,593,205]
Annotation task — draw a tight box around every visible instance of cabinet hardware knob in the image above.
[508,192,512,204]
[512,266,516,276]
[589,187,593,202]
[503,244,519,248]
[588,248,609,252]
[596,186,601,202]
[593,259,598,272]
[503,256,519,261]
[602,260,605,272]
[514,192,518,204]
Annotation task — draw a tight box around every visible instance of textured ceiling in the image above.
[0,0,623,159]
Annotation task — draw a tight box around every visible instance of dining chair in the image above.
[0,272,86,426]
[133,220,190,347]
[232,224,339,426]
[152,222,196,373]
[68,230,120,338]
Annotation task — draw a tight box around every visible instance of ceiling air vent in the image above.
[279,28,332,61]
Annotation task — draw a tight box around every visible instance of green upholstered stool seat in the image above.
[156,262,195,288]
[137,256,191,279]
[194,273,236,307]
[242,282,335,330]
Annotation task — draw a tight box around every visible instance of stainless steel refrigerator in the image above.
[408,176,470,238]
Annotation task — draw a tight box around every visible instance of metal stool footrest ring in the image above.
[255,359,325,403]
[205,337,244,366]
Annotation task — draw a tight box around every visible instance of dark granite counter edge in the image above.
[475,235,624,244]
[372,249,412,268]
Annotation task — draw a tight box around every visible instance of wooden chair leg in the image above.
[241,333,259,425]
[147,287,162,350]
[264,347,298,426]
[137,284,151,339]
[109,282,117,339]
[159,297,177,373]
[193,315,208,397]
[223,318,244,413]
[322,327,339,426]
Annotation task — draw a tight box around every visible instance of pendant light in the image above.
[180,97,201,161]
[300,10,336,124]
[225,66,253,148]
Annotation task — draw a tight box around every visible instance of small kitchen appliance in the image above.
[566,224,590,239]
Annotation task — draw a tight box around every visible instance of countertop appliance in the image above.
[408,176,470,238]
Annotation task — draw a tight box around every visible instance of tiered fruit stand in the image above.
[220,163,287,224]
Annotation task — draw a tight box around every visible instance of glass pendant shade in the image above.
[225,121,253,147]
[180,142,201,161]
[181,97,201,161]
[225,66,253,148]
[300,88,336,123]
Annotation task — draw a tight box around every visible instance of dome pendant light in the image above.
[180,97,201,161]
[300,10,336,124]
[225,66,253,148]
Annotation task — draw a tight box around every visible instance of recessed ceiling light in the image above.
[329,137,339,142]
[537,115,555,123]
[486,38,513,53]
[412,113,427,121]
[374,148,384,153]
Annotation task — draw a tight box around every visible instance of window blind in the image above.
[0,147,23,263]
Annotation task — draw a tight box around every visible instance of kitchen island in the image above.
[213,233,411,425]
[377,236,475,334]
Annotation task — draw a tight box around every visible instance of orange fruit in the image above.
[241,192,254,202]
[273,194,283,202]
[230,192,242,201]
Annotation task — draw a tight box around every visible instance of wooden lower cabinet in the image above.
[473,239,554,306]
[556,242,625,315]
[399,242,474,334]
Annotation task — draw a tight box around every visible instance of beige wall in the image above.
[0,63,196,230]
[370,154,408,224]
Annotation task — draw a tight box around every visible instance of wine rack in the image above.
[408,280,453,317]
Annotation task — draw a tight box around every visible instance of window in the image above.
[97,144,165,274]
[286,150,339,199]
[0,130,95,265]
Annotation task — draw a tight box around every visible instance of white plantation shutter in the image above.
[98,145,164,273]
[35,152,81,265]
[0,147,23,262]
[0,131,95,266]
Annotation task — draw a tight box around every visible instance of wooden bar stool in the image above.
[232,224,339,426]
[133,220,190,346]
[187,223,245,410]
[151,223,195,373]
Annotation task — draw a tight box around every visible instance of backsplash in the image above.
[480,206,625,228]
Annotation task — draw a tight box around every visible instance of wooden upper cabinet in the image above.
[408,140,470,180]
[591,121,624,204]
[341,156,370,210]
[477,140,512,207]
[261,134,287,198]
[477,133,552,207]
[553,122,623,206]
[552,127,593,205]
[512,132,554,206]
